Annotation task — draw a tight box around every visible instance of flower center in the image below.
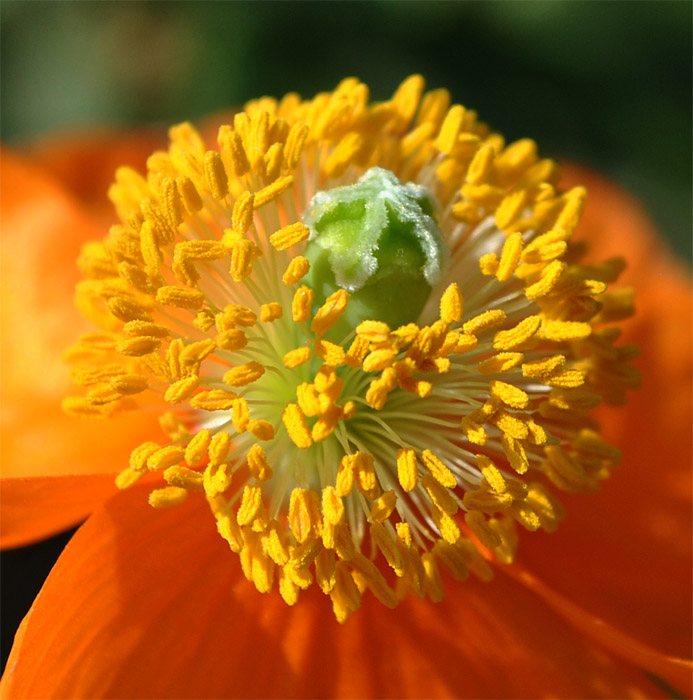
[63,75,639,623]
[303,166,448,335]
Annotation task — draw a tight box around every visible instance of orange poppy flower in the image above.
[1,77,691,699]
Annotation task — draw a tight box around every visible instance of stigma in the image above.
[63,75,639,622]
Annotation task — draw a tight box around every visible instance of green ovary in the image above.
[303,167,449,339]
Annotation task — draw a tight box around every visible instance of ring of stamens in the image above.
[64,75,639,622]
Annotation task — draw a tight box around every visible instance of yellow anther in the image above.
[123,320,170,338]
[282,256,310,285]
[501,434,529,475]
[247,443,273,481]
[110,374,148,395]
[316,549,337,594]
[254,175,294,208]
[353,452,380,500]
[204,459,235,498]
[108,296,152,323]
[522,354,565,378]
[184,430,211,466]
[164,376,200,404]
[282,403,313,448]
[396,448,418,492]
[461,414,487,446]
[322,486,345,526]
[462,309,507,336]
[440,283,464,324]
[479,253,499,276]
[264,141,284,181]
[261,521,290,566]
[117,261,157,295]
[247,110,270,170]
[229,238,261,282]
[362,348,397,373]
[370,522,404,574]
[292,285,314,323]
[315,338,346,366]
[283,122,309,170]
[179,339,216,371]
[495,191,528,231]
[115,467,145,490]
[465,510,501,549]
[390,73,424,129]
[296,383,321,417]
[224,361,265,387]
[176,175,203,214]
[478,352,523,375]
[369,490,397,524]
[129,442,161,472]
[148,487,188,509]
[325,132,365,178]
[400,121,435,158]
[493,315,541,351]
[176,240,226,261]
[114,336,160,357]
[162,176,184,226]
[237,484,264,526]
[203,150,228,200]
[260,302,283,322]
[141,197,176,245]
[164,465,204,491]
[207,431,231,468]
[356,320,391,343]
[490,380,529,409]
[491,409,529,440]
[477,456,507,493]
[496,232,524,282]
[86,386,122,406]
[554,187,586,233]
[421,449,457,488]
[247,419,275,441]
[289,488,322,544]
[172,251,198,287]
[545,369,586,389]
[541,320,592,342]
[310,289,349,335]
[283,346,312,369]
[190,390,237,412]
[231,397,250,433]
[219,128,250,176]
[436,105,465,154]
[147,444,186,471]
[365,367,397,410]
[271,222,310,252]
[525,260,566,299]
[219,304,257,329]
[574,429,621,460]
[156,286,206,310]
[344,335,370,367]
[70,364,125,387]
[231,191,255,234]
[216,328,248,352]
[466,143,496,185]
[522,240,567,264]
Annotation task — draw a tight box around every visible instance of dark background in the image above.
[1,0,691,671]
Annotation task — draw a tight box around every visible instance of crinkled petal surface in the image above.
[0,150,159,544]
[0,483,674,700]
[517,166,693,663]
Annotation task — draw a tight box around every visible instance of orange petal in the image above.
[0,483,673,699]
[518,165,693,658]
[0,474,118,549]
[0,149,160,546]
[29,128,167,225]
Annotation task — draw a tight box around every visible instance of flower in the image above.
[1,76,691,699]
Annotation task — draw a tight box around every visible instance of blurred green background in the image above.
[1,0,691,262]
